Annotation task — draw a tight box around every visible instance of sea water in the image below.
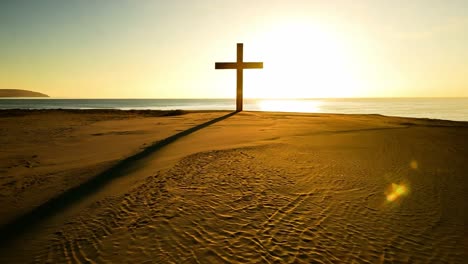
[0,98,467,121]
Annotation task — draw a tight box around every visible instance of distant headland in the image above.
[0,89,49,97]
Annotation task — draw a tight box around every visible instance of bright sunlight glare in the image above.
[245,20,366,99]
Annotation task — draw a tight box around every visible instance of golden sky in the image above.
[1,0,467,98]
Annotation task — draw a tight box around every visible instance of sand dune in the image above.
[0,110,467,263]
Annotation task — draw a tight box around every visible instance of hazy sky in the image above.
[1,0,467,98]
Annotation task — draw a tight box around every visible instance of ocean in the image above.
[0,98,467,121]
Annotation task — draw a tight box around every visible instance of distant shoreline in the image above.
[0,109,467,125]
[0,89,49,98]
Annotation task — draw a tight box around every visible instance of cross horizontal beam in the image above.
[215,62,263,69]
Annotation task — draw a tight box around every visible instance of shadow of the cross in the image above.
[0,111,238,246]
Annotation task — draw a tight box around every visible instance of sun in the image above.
[244,20,365,98]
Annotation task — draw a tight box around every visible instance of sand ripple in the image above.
[30,144,466,263]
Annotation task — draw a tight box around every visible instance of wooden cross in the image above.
[215,43,263,111]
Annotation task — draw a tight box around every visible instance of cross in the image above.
[215,43,263,112]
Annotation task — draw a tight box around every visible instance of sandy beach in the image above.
[0,110,467,263]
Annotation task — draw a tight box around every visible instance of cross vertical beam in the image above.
[236,43,243,111]
[215,43,263,112]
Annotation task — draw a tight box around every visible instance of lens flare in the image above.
[410,160,418,170]
[385,183,408,202]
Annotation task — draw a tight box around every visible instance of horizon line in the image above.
[1,96,468,100]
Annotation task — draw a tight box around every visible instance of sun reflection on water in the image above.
[257,99,322,113]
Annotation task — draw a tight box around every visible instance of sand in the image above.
[0,109,467,263]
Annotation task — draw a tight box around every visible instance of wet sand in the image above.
[0,110,467,263]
